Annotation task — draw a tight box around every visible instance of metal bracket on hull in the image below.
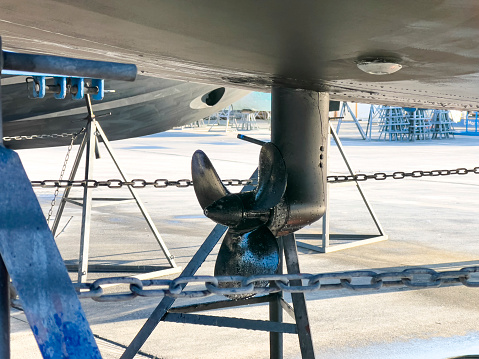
[30,75,105,100]
[50,95,181,284]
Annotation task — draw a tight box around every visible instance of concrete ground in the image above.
[9,120,479,358]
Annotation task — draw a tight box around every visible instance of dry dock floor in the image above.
[9,121,479,358]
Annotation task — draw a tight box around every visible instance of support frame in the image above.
[336,102,366,140]
[51,95,181,283]
[296,123,387,253]
[121,226,316,359]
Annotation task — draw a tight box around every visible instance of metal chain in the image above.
[31,178,256,188]
[30,165,479,188]
[327,167,479,183]
[3,133,78,142]
[74,266,479,302]
[46,128,86,225]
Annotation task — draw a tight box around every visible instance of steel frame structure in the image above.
[296,123,388,253]
[51,95,181,284]
[335,102,366,140]
[121,220,316,359]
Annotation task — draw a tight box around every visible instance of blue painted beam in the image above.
[0,147,101,358]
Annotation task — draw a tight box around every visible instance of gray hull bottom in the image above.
[2,75,248,149]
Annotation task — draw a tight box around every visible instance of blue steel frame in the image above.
[0,37,137,359]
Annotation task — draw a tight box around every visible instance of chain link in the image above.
[30,165,479,189]
[3,133,78,141]
[31,178,256,188]
[46,128,85,224]
[73,266,479,302]
[326,167,479,183]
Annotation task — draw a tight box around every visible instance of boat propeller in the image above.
[191,142,287,298]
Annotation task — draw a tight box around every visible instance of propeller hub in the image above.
[205,192,272,231]
[204,194,243,227]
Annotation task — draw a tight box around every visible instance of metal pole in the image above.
[94,121,177,268]
[322,127,331,251]
[329,124,386,236]
[78,95,96,283]
[283,234,315,358]
[51,133,88,235]
[269,237,284,359]
[336,102,345,134]
[345,102,366,140]
[2,51,137,82]
[367,105,373,140]
[271,86,322,358]
[237,134,266,146]
[120,225,228,359]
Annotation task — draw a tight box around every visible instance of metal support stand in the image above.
[0,117,102,359]
[122,178,315,359]
[51,95,181,283]
[283,234,315,358]
[366,105,376,141]
[296,123,387,253]
[269,237,284,359]
[240,110,259,130]
[336,102,366,139]
[208,106,239,132]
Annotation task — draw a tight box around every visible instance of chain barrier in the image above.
[3,133,79,142]
[30,166,479,188]
[326,167,479,183]
[74,266,479,302]
[46,128,86,224]
[18,137,479,304]
[31,178,256,188]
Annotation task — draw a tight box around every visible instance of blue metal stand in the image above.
[0,36,138,358]
[0,142,102,358]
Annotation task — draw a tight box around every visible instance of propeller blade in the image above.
[214,226,279,299]
[254,142,287,211]
[191,150,230,210]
